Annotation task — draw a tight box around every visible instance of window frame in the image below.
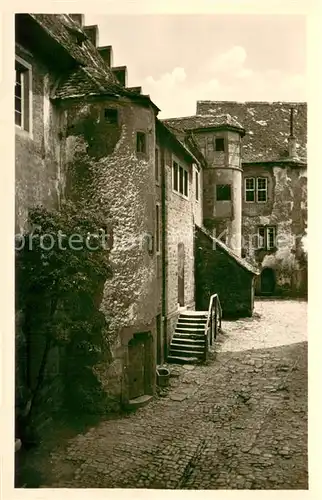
[216,184,232,202]
[257,225,277,251]
[215,137,225,152]
[15,55,32,137]
[104,108,118,124]
[172,156,189,199]
[245,177,256,203]
[256,177,268,203]
[136,131,147,155]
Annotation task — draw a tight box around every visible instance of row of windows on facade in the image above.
[215,177,268,203]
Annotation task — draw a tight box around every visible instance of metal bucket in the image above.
[156,366,170,387]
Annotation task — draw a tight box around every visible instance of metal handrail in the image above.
[204,294,222,359]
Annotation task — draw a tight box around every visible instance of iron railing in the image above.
[204,294,222,360]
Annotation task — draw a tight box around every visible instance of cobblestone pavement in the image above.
[43,300,308,489]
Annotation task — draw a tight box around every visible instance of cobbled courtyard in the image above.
[21,299,308,489]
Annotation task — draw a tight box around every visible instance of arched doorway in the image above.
[178,243,185,307]
[260,267,275,295]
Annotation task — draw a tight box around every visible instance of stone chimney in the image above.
[69,14,84,27]
[112,66,128,87]
[84,25,99,47]
[288,107,298,160]
[98,46,114,67]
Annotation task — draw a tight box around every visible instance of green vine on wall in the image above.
[15,201,113,440]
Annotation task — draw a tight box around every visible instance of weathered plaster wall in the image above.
[15,45,63,234]
[64,97,160,406]
[15,45,68,433]
[242,164,307,295]
[163,148,195,343]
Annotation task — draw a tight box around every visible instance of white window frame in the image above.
[15,55,33,137]
[245,177,255,203]
[155,202,161,255]
[257,226,276,250]
[172,156,189,200]
[266,226,276,250]
[256,177,268,203]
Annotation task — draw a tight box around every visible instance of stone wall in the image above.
[64,96,161,407]
[15,45,67,432]
[242,164,307,296]
[195,227,255,318]
[15,44,63,234]
[163,147,196,345]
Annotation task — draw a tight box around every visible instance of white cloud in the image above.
[212,45,247,74]
[143,46,306,117]
[146,66,186,88]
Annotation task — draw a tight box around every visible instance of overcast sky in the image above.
[84,14,306,118]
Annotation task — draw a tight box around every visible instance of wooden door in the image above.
[128,337,145,400]
[260,267,275,295]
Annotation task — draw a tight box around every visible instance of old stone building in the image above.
[15,14,306,417]
[164,101,307,298]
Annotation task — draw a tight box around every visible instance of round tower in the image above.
[200,114,245,256]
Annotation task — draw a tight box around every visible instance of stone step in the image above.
[172,337,205,346]
[167,355,201,364]
[175,326,206,333]
[177,320,207,328]
[169,348,205,358]
[171,341,205,351]
[173,332,205,341]
[179,315,207,322]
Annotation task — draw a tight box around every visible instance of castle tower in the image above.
[200,114,245,256]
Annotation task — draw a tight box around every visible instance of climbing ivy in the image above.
[15,200,113,439]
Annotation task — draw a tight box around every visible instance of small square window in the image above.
[104,108,118,124]
[136,132,146,153]
[216,184,231,201]
[215,138,225,152]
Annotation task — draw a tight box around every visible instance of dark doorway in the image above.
[260,267,276,295]
[128,335,146,400]
[178,242,185,306]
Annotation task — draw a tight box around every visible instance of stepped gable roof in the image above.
[164,101,307,163]
[30,14,158,109]
[196,225,260,276]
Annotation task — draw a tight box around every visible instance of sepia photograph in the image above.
[12,8,308,491]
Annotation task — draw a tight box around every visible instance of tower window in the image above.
[215,138,225,152]
[136,132,147,154]
[216,184,231,201]
[104,108,118,124]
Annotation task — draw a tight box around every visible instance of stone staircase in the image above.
[167,311,208,364]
